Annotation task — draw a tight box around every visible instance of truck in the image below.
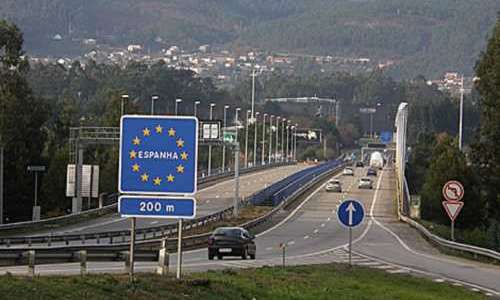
[369,151,384,170]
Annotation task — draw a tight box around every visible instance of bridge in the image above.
[0,105,498,297]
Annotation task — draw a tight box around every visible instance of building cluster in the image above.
[29,39,378,87]
[427,72,475,96]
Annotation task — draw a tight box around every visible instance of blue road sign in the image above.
[337,199,365,228]
[119,115,198,195]
[119,196,196,219]
[380,131,393,144]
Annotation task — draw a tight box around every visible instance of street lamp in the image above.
[121,94,129,116]
[222,105,230,172]
[281,118,286,162]
[268,115,274,164]
[459,75,464,151]
[27,165,46,221]
[286,120,291,162]
[194,100,201,117]
[175,98,182,115]
[275,116,280,162]
[208,103,216,176]
[253,112,260,167]
[235,107,241,141]
[151,95,159,115]
[294,123,298,161]
[261,113,267,165]
[244,110,251,168]
[250,68,257,122]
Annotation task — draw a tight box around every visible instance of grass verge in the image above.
[0,263,486,300]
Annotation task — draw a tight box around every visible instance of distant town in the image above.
[28,36,472,93]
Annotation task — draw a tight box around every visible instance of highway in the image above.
[25,164,310,236]
[1,165,499,296]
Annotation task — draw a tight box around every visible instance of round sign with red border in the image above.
[442,180,464,202]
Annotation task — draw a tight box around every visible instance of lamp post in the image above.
[286,120,291,162]
[459,76,464,151]
[208,103,216,176]
[151,95,159,115]
[233,107,242,218]
[275,116,280,162]
[244,110,251,168]
[175,98,182,115]
[261,113,267,165]
[281,118,286,162]
[253,112,259,167]
[121,94,129,116]
[294,124,298,161]
[269,115,274,164]
[222,105,230,172]
[193,100,200,117]
[250,68,257,122]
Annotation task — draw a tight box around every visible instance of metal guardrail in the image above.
[0,162,293,235]
[0,160,345,268]
[399,177,500,263]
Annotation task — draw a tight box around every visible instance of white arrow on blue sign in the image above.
[337,199,365,228]
[119,195,196,219]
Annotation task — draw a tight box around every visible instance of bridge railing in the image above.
[0,161,294,235]
[0,159,345,269]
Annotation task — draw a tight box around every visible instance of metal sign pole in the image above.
[176,219,183,279]
[349,227,352,267]
[129,217,136,280]
[451,220,455,241]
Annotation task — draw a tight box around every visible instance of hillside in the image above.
[0,0,499,78]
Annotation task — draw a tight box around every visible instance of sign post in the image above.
[442,180,464,241]
[337,199,365,266]
[119,115,198,280]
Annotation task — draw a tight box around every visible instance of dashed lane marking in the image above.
[304,235,310,239]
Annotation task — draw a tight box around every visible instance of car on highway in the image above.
[358,177,373,189]
[355,161,364,168]
[325,179,342,192]
[343,167,354,176]
[208,227,256,260]
[366,168,377,176]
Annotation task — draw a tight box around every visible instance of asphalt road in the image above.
[27,163,310,237]
[2,165,499,297]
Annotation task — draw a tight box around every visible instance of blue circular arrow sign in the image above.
[337,199,365,228]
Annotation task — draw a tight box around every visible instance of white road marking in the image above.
[288,241,295,246]
[304,235,309,239]
[320,223,325,228]
[150,221,159,225]
[313,229,319,234]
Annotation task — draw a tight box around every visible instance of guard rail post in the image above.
[77,250,87,275]
[24,250,35,277]
[157,238,169,275]
[123,251,131,274]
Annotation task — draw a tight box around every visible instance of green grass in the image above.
[0,263,487,300]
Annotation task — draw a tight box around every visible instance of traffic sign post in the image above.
[442,180,465,241]
[119,115,198,281]
[337,199,365,266]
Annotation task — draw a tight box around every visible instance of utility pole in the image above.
[286,121,290,162]
[151,95,159,115]
[121,94,129,116]
[193,100,200,118]
[251,68,256,122]
[175,98,182,115]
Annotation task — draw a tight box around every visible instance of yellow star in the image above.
[132,136,141,145]
[129,150,137,159]
[176,138,184,148]
[141,173,149,182]
[143,128,151,137]
[176,164,185,174]
[155,124,163,134]
[180,152,188,160]
[153,177,162,185]
[132,163,140,172]
[167,174,175,182]
[168,128,176,137]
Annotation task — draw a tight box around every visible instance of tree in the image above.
[472,16,500,222]
[420,135,483,228]
[0,20,49,221]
